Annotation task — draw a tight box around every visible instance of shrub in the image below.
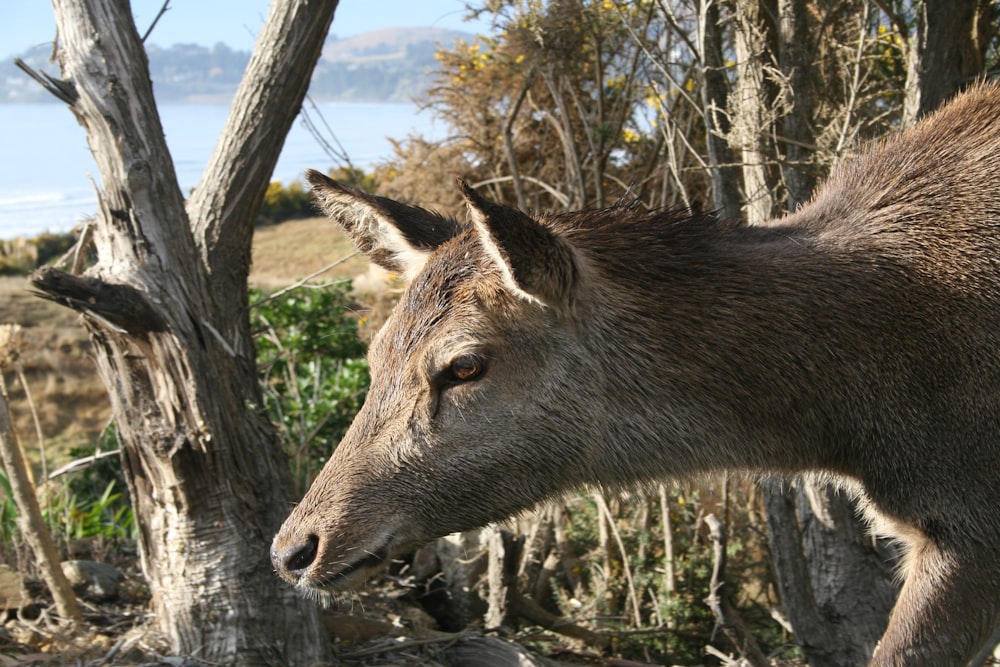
[251,282,369,493]
[0,428,137,555]
[259,168,378,225]
[34,233,75,266]
[0,232,76,275]
[53,426,136,545]
[260,181,317,224]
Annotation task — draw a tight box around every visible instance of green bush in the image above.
[0,232,76,276]
[259,168,378,225]
[45,479,135,544]
[34,233,75,266]
[557,491,718,663]
[54,426,136,544]
[251,282,369,492]
[260,181,317,223]
[0,428,137,552]
[0,467,17,545]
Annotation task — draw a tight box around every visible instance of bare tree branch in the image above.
[139,0,171,43]
[187,0,338,299]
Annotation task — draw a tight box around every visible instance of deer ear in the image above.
[458,180,577,309]
[306,170,462,280]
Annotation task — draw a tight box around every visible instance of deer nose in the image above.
[271,533,319,582]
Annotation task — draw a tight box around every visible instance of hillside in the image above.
[3,26,473,104]
[322,27,470,62]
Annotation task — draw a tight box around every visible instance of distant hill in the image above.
[323,27,469,63]
[2,27,474,104]
[311,27,470,102]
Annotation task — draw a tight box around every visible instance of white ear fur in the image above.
[361,210,432,281]
[458,180,576,310]
[465,203,544,306]
[307,170,445,279]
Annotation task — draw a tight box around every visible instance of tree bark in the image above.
[903,0,993,126]
[764,481,897,667]
[697,0,742,220]
[776,0,815,211]
[33,0,337,663]
[730,0,775,224]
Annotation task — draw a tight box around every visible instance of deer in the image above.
[271,82,1000,666]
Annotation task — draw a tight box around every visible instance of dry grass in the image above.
[0,217,376,474]
[0,276,109,466]
[249,216,370,289]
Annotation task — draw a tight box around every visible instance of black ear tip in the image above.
[457,179,490,212]
[456,178,475,198]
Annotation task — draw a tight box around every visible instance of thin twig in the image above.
[48,449,119,479]
[471,175,570,208]
[510,592,613,650]
[140,1,171,43]
[13,364,47,481]
[658,484,676,593]
[704,514,769,667]
[337,630,473,659]
[249,253,358,310]
[835,4,872,157]
[300,95,358,172]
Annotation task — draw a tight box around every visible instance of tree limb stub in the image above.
[13,58,78,105]
[30,266,167,335]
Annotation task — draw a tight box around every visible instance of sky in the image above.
[2,1,493,57]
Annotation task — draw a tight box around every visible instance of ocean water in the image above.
[0,101,439,239]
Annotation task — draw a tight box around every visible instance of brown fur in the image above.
[272,83,1000,666]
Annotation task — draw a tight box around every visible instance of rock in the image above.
[0,564,31,610]
[60,560,122,601]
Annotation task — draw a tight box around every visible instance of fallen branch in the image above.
[510,591,613,651]
[704,514,769,667]
[48,448,119,479]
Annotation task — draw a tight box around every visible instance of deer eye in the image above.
[447,354,486,384]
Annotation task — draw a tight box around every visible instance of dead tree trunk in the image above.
[730,0,774,225]
[763,481,897,667]
[903,0,993,126]
[697,0,742,220]
[30,1,337,663]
